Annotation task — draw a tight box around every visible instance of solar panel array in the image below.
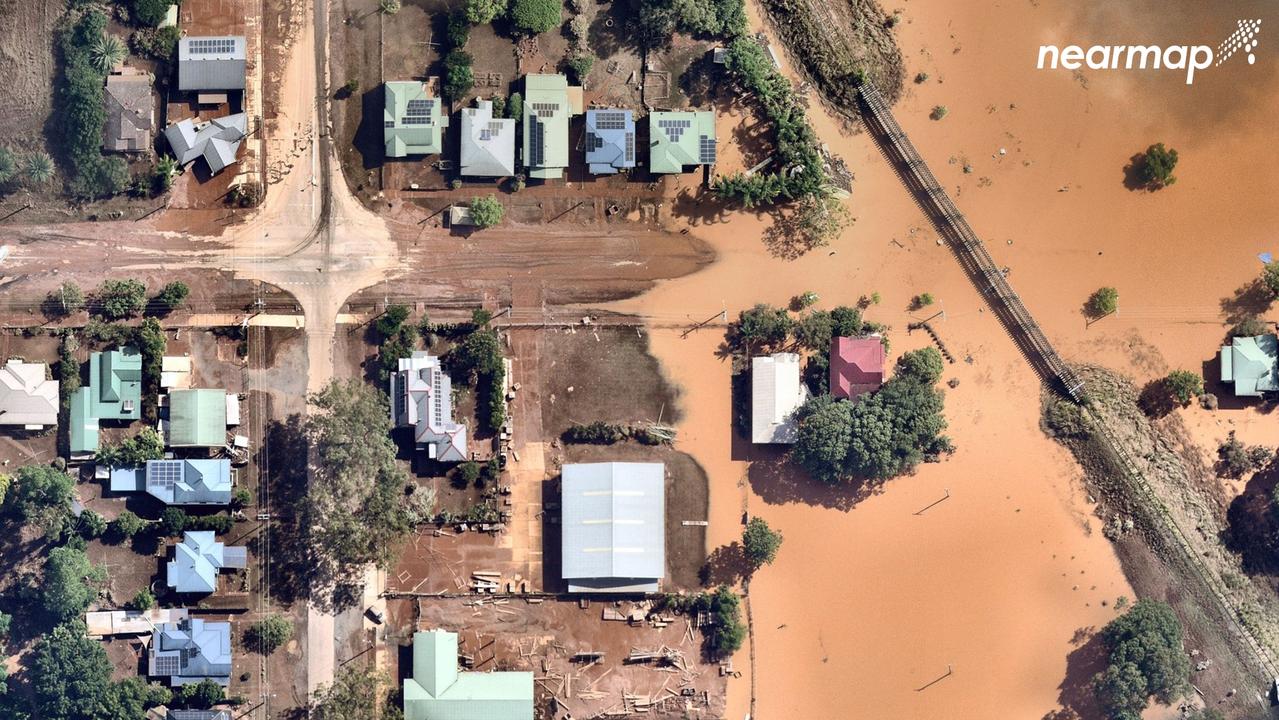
[529,118,545,166]
[658,118,692,142]
[401,99,435,126]
[698,135,716,163]
[586,132,603,151]
[154,655,180,676]
[187,38,237,55]
[384,120,395,129]
[593,112,628,130]
[478,120,504,143]
[625,132,635,162]
[148,460,183,492]
[531,102,559,118]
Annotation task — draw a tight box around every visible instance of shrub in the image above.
[563,421,627,444]
[129,588,155,611]
[469,195,503,228]
[110,509,147,538]
[465,0,508,24]
[742,517,782,568]
[1138,143,1178,189]
[510,0,561,34]
[443,50,474,101]
[176,679,225,708]
[24,152,56,187]
[1086,287,1119,318]
[376,303,411,337]
[506,92,523,120]
[130,25,181,60]
[446,10,471,48]
[187,514,234,534]
[910,292,934,310]
[1262,262,1279,297]
[735,303,792,348]
[930,105,948,120]
[79,509,108,538]
[565,54,594,83]
[232,488,252,508]
[155,281,190,312]
[246,614,294,654]
[1217,431,1269,479]
[1230,315,1270,338]
[48,282,86,317]
[90,34,127,74]
[97,428,165,467]
[159,507,188,536]
[458,461,482,487]
[1164,370,1202,406]
[97,279,147,319]
[379,0,402,13]
[132,0,170,26]
[0,147,15,184]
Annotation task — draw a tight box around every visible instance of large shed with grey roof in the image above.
[178,36,246,91]
[584,109,635,174]
[560,462,665,594]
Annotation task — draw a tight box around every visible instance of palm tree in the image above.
[90,35,127,75]
[23,152,55,187]
[155,155,178,191]
[379,0,401,13]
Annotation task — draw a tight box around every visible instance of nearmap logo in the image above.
[1036,18,1261,85]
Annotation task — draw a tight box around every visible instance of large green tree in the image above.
[509,0,561,34]
[469,195,504,228]
[465,0,507,23]
[305,381,412,580]
[742,517,782,568]
[245,614,295,655]
[792,395,853,483]
[96,279,147,319]
[736,304,792,349]
[10,464,75,534]
[1092,600,1191,719]
[1138,143,1178,189]
[309,666,397,720]
[32,623,155,720]
[44,546,105,622]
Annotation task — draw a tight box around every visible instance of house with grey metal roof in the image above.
[751,353,808,444]
[178,36,246,91]
[384,81,447,157]
[0,359,59,430]
[584,109,635,174]
[109,459,233,505]
[403,629,534,720]
[460,99,515,177]
[164,114,246,175]
[167,531,247,594]
[103,72,155,153]
[149,617,233,687]
[560,462,665,594]
[390,352,467,462]
[1220,333,1279,397]
[648,110,716,174]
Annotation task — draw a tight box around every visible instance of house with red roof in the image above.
[830,337,885,400]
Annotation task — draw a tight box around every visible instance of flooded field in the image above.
[609,0,1279,717]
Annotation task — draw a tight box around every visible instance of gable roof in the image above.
[561,462,665,593]
[69,387,99,454]
[90,347,143,419]
[829,336,885,400]
[0,359,59,428]
[648,111,716,174]
[149,618,233,686]
[167,389,229,447]
[403,630,534,720]
[1220,333,1279,397]
[384,81,447,157]
[390,353,467,462]
[178,36,246,91]
[751,353,808,444]
[165,114,247,174]
[522,74,580,179]
[111,459,232,504]
[103,73,155,153]
[167,531,247,593]
[460,100,516,177]
[585,109,635,174]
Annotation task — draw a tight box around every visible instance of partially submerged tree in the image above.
[742,517,783,569]
[1138,143,1178,189]
[735,304,792,349]
[1091,600,1190,718]
[1086,287,1119,318]
[1163,370,1203,406]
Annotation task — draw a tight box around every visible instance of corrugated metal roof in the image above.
[560,462,664,591]
[0,359,59,427]
[1221,333,1279,397]
[167,389,228,447]
[522,74,578,179]
[460,100,515,177]
[751,353,808,444]
[178,36,246,91]
[403,630,533,720]
[384,81,446,157]
[648,110,716,174]
[585,109,635,174]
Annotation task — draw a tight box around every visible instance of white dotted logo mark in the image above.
[1215,18,1262,67]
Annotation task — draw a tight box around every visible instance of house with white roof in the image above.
[389,352,468,462]
[751,353,809,444]
[0,359,59,430]
[460,99,515,177]
[149,617,233,686]
[164,114,247,175]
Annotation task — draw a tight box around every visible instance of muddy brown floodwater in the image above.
[608,0,1279,717]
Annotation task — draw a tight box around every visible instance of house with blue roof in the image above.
[149,617,233,687]
[167,531,248,594]
[560,462,665,593]
[110,459,234,505]
[70,347,143,455]
[584,109,636,174]
[403,629,533,720]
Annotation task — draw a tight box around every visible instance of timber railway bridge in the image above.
[857,82,1086,403]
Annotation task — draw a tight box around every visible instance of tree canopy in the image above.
[246,614,294,655]
[1163,370,1203,406]
[1087,287,1119,318]
[465,0,507,24]
[96,428,165,467]
[736,304,793,349]
[31,623,166,720]
[309,666,397,720]
[1092,600,1190,718]
[10,464,75,534]
[155,281,189,312]
[509,0,560,33]
[469,195,504,228]
[304,380,412,582]
[793,348,951,483]
[43,546,105,622]
[742,517,783,568]
[96,279,147,319]
[1138,143,1178,189]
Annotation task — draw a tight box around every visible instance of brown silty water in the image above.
[608,0,1279,717]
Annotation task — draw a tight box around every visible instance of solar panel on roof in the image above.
[405,99,433,116]
[187,38,237,55]
[154,655,180,676]
[625,132,635,163]
[148,460,182,492]
[487,121,503,134]
[384,120,396,128]
[400,117,433,125]
[698,135,716,163]
[479,128,491,141]
[531,102,559,118]
[529,118,545,165]
[593,112,627,130]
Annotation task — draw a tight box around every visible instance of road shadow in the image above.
[1053,626,1106,720]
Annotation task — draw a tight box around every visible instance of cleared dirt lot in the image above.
[389,596,728,719]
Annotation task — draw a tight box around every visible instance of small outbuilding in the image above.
[751,353,808,444]
[560,462,665,594]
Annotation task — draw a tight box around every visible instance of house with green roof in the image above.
[648,110,716,174]
[164,389,229,447]
[522,74,582,180]
[70,347,143,455]
[384,81,447,157]
[403,629,533,720]
[1220,333,1279,397]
